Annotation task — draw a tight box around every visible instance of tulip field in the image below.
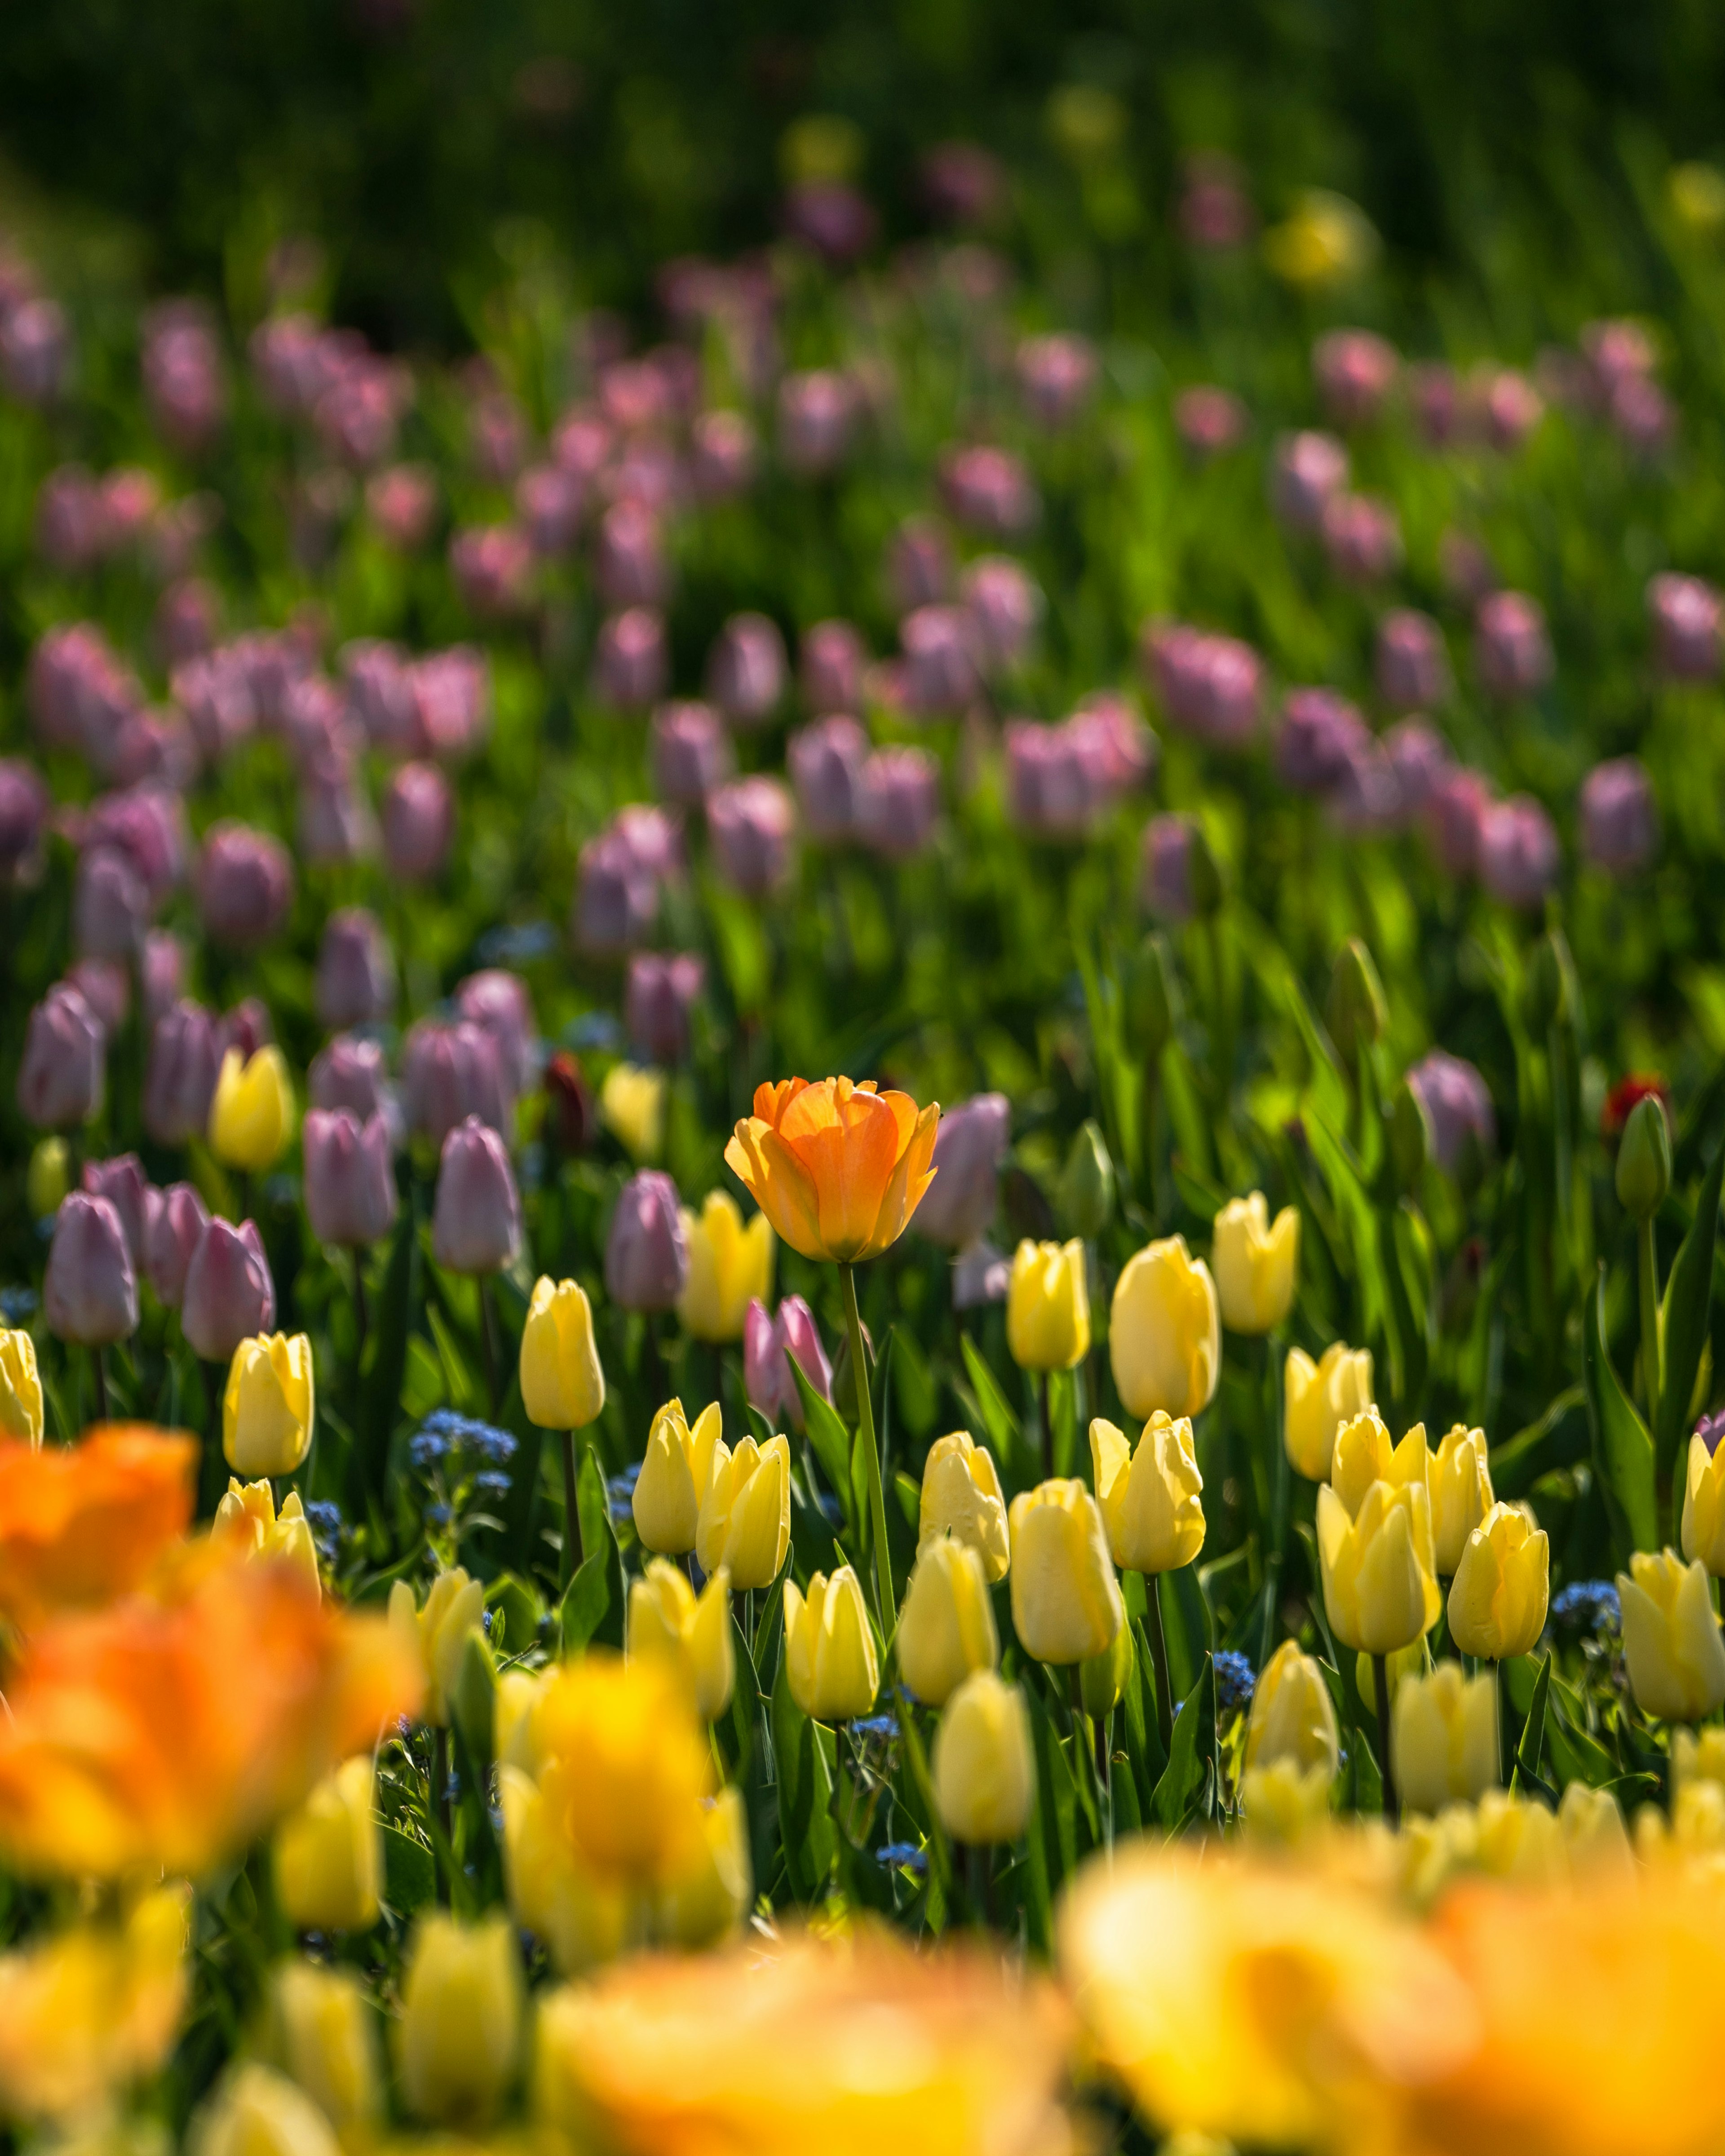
[10,17,1725,2148]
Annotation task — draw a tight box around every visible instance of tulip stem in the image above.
[562,1430,582,1583]
[1146,1574,1174,1758]
[352,1251,370,1379]
[1372,1654,1399,1823]
[1638,1217,1663,1437]
[433,1724,452,1864]
[1039,1371,1053,1481]
[91,1346,108,1425]
[478,1279,501,1419]
[840,1262,896,1636]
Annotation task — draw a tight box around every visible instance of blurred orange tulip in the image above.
[0,1425,197,1633]
[725,1077,939,1265]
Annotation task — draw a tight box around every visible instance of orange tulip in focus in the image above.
[0,1425,197,1633]
[0,1549,421,1880]
[725,1077,940,1265]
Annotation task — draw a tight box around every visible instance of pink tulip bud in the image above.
[44,1192,138,1346]
[341,638,419,751]
[1648,572,1721,682]
[744,1294,832,1429]
[574,828,660,954]
[181,1216,275,1361]
[1017,332,1098,429]
[1478,794,1561,908]
[1179,153,1253,249]
[0,758,49,881]
[1319,493,1402,584]
[921,141,1008,228]
[315,908,397,1031]
[938,444,1037,537]
[83,785,186,906]
[1277,689,1371,797]
[18,983,104,1130]
[595,499,668,608]
[778,370,858,476]
[29,622,141,770]
[1141,624,1263,750]
[1271,430,1348,533]
[1173,385,1247,459]
[1407,1051,1495,1176]
[1383,721,1453,822]
[789,714,871,842]
[380,761,455,881]
[604,1169,688,1311]
[1313,328,1398,429]
[155,576,220,666]
[67,959,128,1041]
[309,1035,394,1124]
[1475,591,1552,702]
[1409,362,1463,447]
[954,1238,1012,1310]
[36,464,106,570]
[455,970,537,1099]
[432,1115,522,1275]
[304,1108,398,1248]
[625,951,704,1064]
[143,1181,209,1307]
[1375,611,1451,712]
[860,747,940,859]
[1069,693,1155,799]
[1609,373,1673,456]
[1007,721,1098,838]
[900,605,980,715]
[82,1155,150,1266]
[962,556,1043,674]
[366,462,439,551]
[414,649,491,762]
[783,178,877,264]
[450,523,535,618]
[690,409,756,500]
[706,612,788,728]
[142,301,225,453]
[887,518,954,613]
[591,607,668,709]
[516,461,584,554]
[1477,368,1543,452]
[0,297,71,405]
[1579,758,1657,877]
[1141,814,1198,922]
[403,1019,509,1147]
[469,389,529,484]
[708,775,795,897]
[74,846,148,962]
[800,620,867,713]
[916,1092,1009,1249]
[650,701,733,807]
[198,821,293,949]
[137,934,184,1034]
[142,1000,219,1145]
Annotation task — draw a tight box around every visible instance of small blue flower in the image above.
[475,919,558,966]
[471,1426,518,1465]
[303,1500,344,1559]
[1551,1581,1621,1638]
[816,1492,844,1528]
[607,1462,643,1524]
[474,1470,511,1497]
[1213,1651,1257,1719]
[0,1287,38,1324]
[849,1713,900,1742]
[427,1503,453,1527]
[876,1840,928,1875]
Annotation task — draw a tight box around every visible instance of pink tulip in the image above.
[651,701,733,807]
[82,1155,149,1266]
[1375,611,1451,712]
[316,908,397,1031]
[789,714,871,842]
[309,1035,394,1124]
[591,607,668,708]
[402,1019,509,1147]
[181,1217,276,1362]
[198,821,293,949]
[1017,333,1098,429]
[915,1093,1009,1250]
[431,1116,522,1275]
[604,1170,688,1311]
[1475,592,1552,702]
[380,761,455,881]
[625,952,704,1065]
[800,620,867,713]
[1270,430,1348,534]
[1579,758,1657,877]
[1478,795,1561,908]
[45,1193,138,1346]
[744,1295,832,1429]
[708,776,795,897]
[304,1108,398,1248]
[143,1182,210,1307]
[18,983,104,1131]
[455,970,537,1099]
[143,1000,220,1146]
[1312,328,1398,429]
[705,612,787,728]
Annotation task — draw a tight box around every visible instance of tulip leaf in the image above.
[381,1823,436,1916]
[955,1334,1029,1483]
[1581,1266,1659,1561]
[793,1359,857,1533]
[770,1654,835,1899]
[1028,1683,1079,1890]
[1020,1692,1057,1955]
[356,1192,417,1509]
[1655,1139,1725,1487]
[1488,1385,1588,1498]
[1151,1654,1216,1831]
[559,1549,612,1653]
[1121,1613,1165,1801]
[1158,1563,1213,1706]
[1509,1651,1555,1806]
[1544,1672,1618,1787]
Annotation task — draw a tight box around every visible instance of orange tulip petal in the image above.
[726,1122,828,1262]
[783,1086,903,1261]
[862,1102,942,1257]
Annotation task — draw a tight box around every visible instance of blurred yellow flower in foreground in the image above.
[627,1557,734,1720]
[389,1567,486,1728]
[1262,189,1378,287]
[395,1911,524,2129]
[214,1476,319,1598]
[273,1755,380,1934]
[0,1423,196,1631]
[265,1958,382,2138]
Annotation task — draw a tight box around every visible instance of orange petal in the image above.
[875,1089,923,1163]
[752,1078,808,1129]
[861,1103,942,1257]
[728,1124,827,1261]
[786,1085,903,1261]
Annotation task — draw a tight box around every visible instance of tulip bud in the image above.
[695,1432,790,1589]
[1079,1615,1135,1718]
[1241,1758,1334,1848]
[1006,1238,1090,1372]
[1284,1341,1374,1480]
[44,1192,138,1346]
[17,983,104,1130]
[1315,1479,1439,1655]
[913,1092,1010,1249]
[1212,1192,1300,1334]
[1007,1477,1124,1665]
[27,1136,70,1219]
[303,1110,398,1249]
[1331,1408,1430,1519]
[183,1217,276,1362]
[0,1328,44,1443]
[600,1062,668,1164]
[633,1399,723,1556]
[195,2063,342,2156]
[897,1536,999,1707]
[1557,1781,1633,1876]
[223,1333,315,1477]
[453,1629,498,1763]
[624,950,704,1067]
[1616,1093,1672,1221]
[394,1913,523,2128]
[520,1276,606,1430]
[380,762,455,882]
[431,1117,522,1276]
[918,1430,1010,1582]
[655,1784,752,1949]
[1447,1500,1549,1660]
[403,1018,509,1147]
[1090,1412,1206,1576]
[605,1169,689,1311]
[208,1045,296,1173]
[144,999,221,1145]
[933,1670,1035,1844]
[1245,1640,1340,1778]
[1059,1120,1115,1239]
[273,1756,381,1932]
[743,1296,833,1430]
[1393,1662,1499,1815]
[676,1191,774,1343]
[628,1558,734,1719]
[268,1961,382,2136]
[213,1476,320,1596]
[141,1182,207,1309]
[389,1569,487,1727]
[1109,1235,1221,1420]
[784,1565,880,1722]
[198,821,293,949]
[1327,937,1387,1067]
[1683,1430,1725,1576]
[314,907,396,1031]
[1121,933,1178,1066]
[1431,1424,1494,1575]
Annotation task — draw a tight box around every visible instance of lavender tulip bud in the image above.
[82,1155,150,1266]
[341,638,420,753]
[789,715,871,842]
[887,517,954,612]
[198,821,293,949]
[591,608,668,709]
[650,701,733,807]
[708,776,795,897]
[1375,610,1452,711]
[783,177,877,262]
[67,959,129,1041]
[403,1019,509,1147]
[142,300,225,452]
[455,970,537,1099]
[181,1216,276,1361]
[366,462,438,551]
[44,1192,138,1346]
[309,1034,394,1124]
[1327,738,1402,836]
[304,1109,398,1248]
[138,935,183,1035]
[1007,722,1095,838]
[0,297,70,406]
[1648,572,1721,682]
[1410,361,1463,446]
[315,908,397,1031]
[953,1238,1012,1310]
[915,1092,1009,1249]
[1069,694,1155,800]
[1141,624,1263,749]
[921,139,1008,227]
[595,500,668,608]
[1383,721,1453,822]
[860,748,941,860]
[778,370,858,475]
[1477,367,1543,452]
[1141,815,1197,922]
[143,1181,209,1308]
[1173,385,1247,459]
[1277,689,1371,797]
[73,846,148,962]
[706,613,787,729]
[1017,332,1098,429]
[1406,1049,1496,1180]
[744,1294,832,1429]
[605,1169,689,1311]
[0,758,49,883]
[83,784,186,905]
[1424,769,1495,879]
[380,761,455,882]
[1271,430,1348,533]
[900,605,980,715]
[1312,328,1398,428]
[450,523,535,619]
[299,760,376,867]
[625,952,704,1065]
[800,620,867,713]
[1319,493,1403,584]
[1475,591,1553,702]
[219,997,274,1064]
[143,999,220,1146]
[938,444,1038,538]
[1478,794,1561,908]
[432,1116,522,1275]
[1579,757,1657,877]
[573,828,660,954]
[690,409,756,500]
[962,556,1043,674]
[18,983,104,1131]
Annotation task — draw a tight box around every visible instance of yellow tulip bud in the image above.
[628,1558,735,1720]
[495,1666,552,1776]
[1431,1423,1493,1575]
[1672,1724,1725,1798]
[26,1137,69,1222]
[1240,1757,1332,1848]
[1315,1479,1438,1655]
[195,2064,341,2156]
[675,1192,773,1343]
[1672,159,1725,233]
[1331,1408,1429,1519]
[784,1565,880,1722]
[1447,1501,1549,1660]
[633,1398,723,1556]
[655,1784,752,1948]
[214,1478,320,1598]
[1353,1637,1427,1716]
[600,1062,667,1163]
[695,1432,790,1590]
[918,1430,1010,1581]
[1470,1789,1566,1884]
[1007,1477,1124,1665]
[1244,1640,1340,1780]
[269,1960,382,2135]
[1262,188,1378,288]
[1089,1412,1206,1576]
[1212,1192,1299,1334]
[1283,1341,1373,1480]
[1006,1238,1089,1372]
[1558,1782,1633,1876]
[1392,1662,1498,1815]
[222,1333,315,1477]
[389,1568,487,1727]
[519,1276,606,1430]
[394,1912,523,2128]
[1079,1616,1135,1718]
[496,1763,629,1975]
[0,1329,43,1444]
[1682,1432,1725,1576]
[273,1756,380,1933]
[1108,1235,1220,1421]
[897,1536,999,1707]
[208,1046,296,1172]
[1618,1549,1725,1722]
[933,1670,1035,1844]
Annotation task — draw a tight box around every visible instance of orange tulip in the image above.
[0,1547,420,1880]
[0,1425,197,1632]
[725,1077,940,1265]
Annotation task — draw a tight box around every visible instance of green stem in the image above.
[840,1260,896,1636]
[1206,916,1232,1121]
[1373,1653,1399,1823]
[562,1430,582,1584]
[1638,1215,1663,1439]
[1146,1571,1174,1757]
[1039,1369,1053,1481]
[1258,1335,1290,1669]
[91,1345,109,1426]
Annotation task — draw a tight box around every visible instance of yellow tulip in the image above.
[1352,1636,1427,1717]
[1243,1640,1340,1780]
[918,1430,1010,1582]
[1431,1422,1493,1575]
[633,1398,723,1556]
[494,1666,552,1775]
[784,1565,880,1722]
[896,1536,998,1707]
[1618,1549,1725,1722]
[388,1568,487,1727]
[1089,1412,1205,1575]
[1447,1501,1550,1660]
[932,1670,1034,1844]
[26,1139,68,1224]
[695,1431,790,1589]
[1109,1235,1220,1420]
[1673,1724,1725,1797]
[0,1329,43,1445]
[1682,1432,1725,1575]
[394,1912,523,2128]
[519,1276,606,1430]
[676,1191,773,1342]
[1006,1238,1089,1372]
[1007,1477,1124,1665]
[1212,1193,1299,1334]
[1330,1408,1428,1519]
[272,1756,380,1933]
[723,1076,939,1265]
[1283,1341,1373,1480]
[194,2064,341,2156]
[1315,1479,1438,1655]
[1392,1661,1498,1815]
[497,1763,629,1975]
[601,1062,668,1163]
[268,1960,382,2136]
[1470,1788,1567,1883]
[1262,189,1377,288]
[214,1477,320,1598]
[627,1558,734,1719]
[1239,1758,1332,1848]
[1558,1782,1633,1876]
[222,1333,315,1476]
[654,1784,752,1948]
[208,1045,296,1172]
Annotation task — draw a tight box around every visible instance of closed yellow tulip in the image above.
[1618,1549,1725,1722]
[1109,1235,1220,1421]
[1006,1238,1089,1372]
[0,1330,43,1445]
[654,1784,752,1948]
[1673,1724,1725,1797]
[676,1191,773,1343]
[1431,1422,1493,1575]
[394,1912,523,2128]
[1240,1758,1332,1848]
[932,1670,1034,1844]
[1008,1477,1124,1665]
[696,1432,790,1589]
[1089,1412,1205,1575]
[269,1960,382,2136]
[223,1333,315,1476]
[1447,1501,1549,1660]
[1558,1781,1633,1876]
[1283,1341,1373,1480]
[1682,1432,1725,1575]
[1315,1479,1438,1655]
[494,1666,552,1776]
[600,1063,667,1163]
[633,1398,723,1556]
[1331,1407,1429,1518]
[520,1276,606,1430]
[497,1765,628,1976]
[784,1565,880,1722]
[1243,1640,1340,1780]
[1212,1193,1299,1334]
[208,1045,296,1172]
[389,1568,487,1727]
[918,1430,1010,1582]
[214,1476,321,1598]
[273,1755,381,1933]
[627,1558,734,1720]
[897,1536,998,1707]
[1392,1661,1498,1815]
[194,2065,340,2156]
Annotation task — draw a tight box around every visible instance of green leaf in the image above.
[356,1194,417,1509]
[1582,1266,1659,1561]
[1028,1684,1079,1891]
[1510,1651,1555,1805]
[1545,1673,1618,1787]
[559,1550,612,1653]
[793,1359,856,1532]
[576,1442,610,1573]
[770,1652,835,1899]
[956,1335,1024,1481]
[1151,1654,1216,1830]
[381,1824,436,1915]
[1159,1563,1213,1706]
[1657,1141,1725,1486]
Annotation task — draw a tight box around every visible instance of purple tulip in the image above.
[402,1019,509,1147]
[783,177,877,263]
[744,1295,832,1429]
[690,409,756,501]
[416,648,490,761]
[82,1155,150,1266]
[456,970,537,1099]
[1410,362,1463,447]
[143,999,221,1146]
[18,983,104,1131]
[141,930,187,1030]
[953,1238,1012,1310]
[1068,695,1155,799]
[111,709,196,792]
[0,758,49,882]
[142,300,225,452]
[789,715,871,842]
[1424,768,1495,879]
[595,500,668,608]
[1319,494,1403,584]
[44,1192,138,1347]
[705,613,787,729]
[591,607,668,709]
[74,847,148,962]
[938,444,1038,537]
[1141,624,1263,750]
[900,605,980,715]
[380,761,455,882]
[431,1116,522,1275]
[650,701,733,807]
[1277,690,1371,797]
[198,821,293,949]
[1173,385,1247,460]
[605,1169,689,1311]
[181,1217,276,1361]
[1141,815,1197,922]
[1271,431,1348,533]
[573,828,661,954]
[67,959,129,1041]
[1383,721,1454,822]
[778,370,857,475]
[1579,757,1657,877]
[915,1092,1009,1250]
[1312,328,1398,429]
[624,952,705,1065]
[299,761,376,867]
[921,140,1008,227]
[1478,368,1543,452]
[143,1182,209,1308]
[1327,737,1402,836]
[450,525,534,619]
[860,748,941,860]
[708,776,795,897]
[1648,572,1721,682]
[1017,333,1098,429]
[962,556,1043,674]
[341,638,420,753]
[304,1109,398,1248]
[1475,591,1553,702]
[1478,794,1561,908]
[366,462,438,552]
[309,1035,394,1124]
[0,297,70,405]
[82,785,186,905]
[219,998,274,1063]
[1006,722,1095,838]
[800,620,866,714]
[315,908,397,1031]
[887,518,954,613]
[1407,1050,1496,1177]
[1375,611,1452,712]
[29,621,140,769]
